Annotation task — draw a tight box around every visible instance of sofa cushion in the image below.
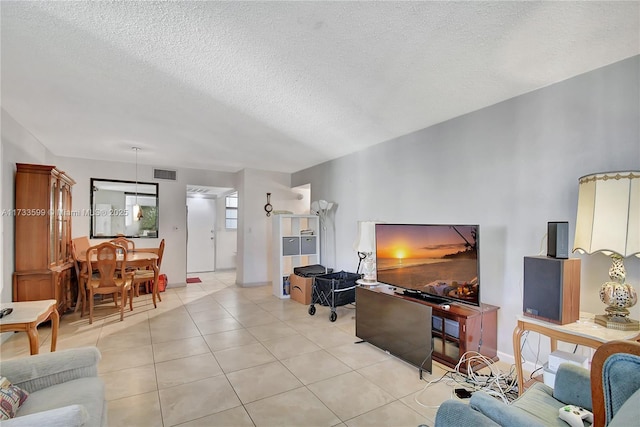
[16,377,104,427]
[509,383,570,426]
[0,377,29,420]
[553,363,592,410]
[471,383,572,427]
[434,399,500,427]
[470,390,546,427]
[2,405,89,427]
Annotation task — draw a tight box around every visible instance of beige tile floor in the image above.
[0,271,468,427]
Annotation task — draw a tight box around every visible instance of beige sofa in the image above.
[0,347,106,426]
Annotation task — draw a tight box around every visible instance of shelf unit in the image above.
[13,163,75,313]
[272,214,320,299]
[430,301,499,370]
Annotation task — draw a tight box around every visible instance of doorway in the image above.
[186,197,216,273]
[186,185,234,274]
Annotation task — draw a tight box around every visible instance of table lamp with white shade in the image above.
[573,171,640,331]
[354,221,377,283]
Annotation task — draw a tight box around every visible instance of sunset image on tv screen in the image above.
[376,224,479,304]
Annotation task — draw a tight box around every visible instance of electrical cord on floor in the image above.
[478,307,484,352]
[414,353,520,412]
[523,331,543,381]
[452,351,519,404]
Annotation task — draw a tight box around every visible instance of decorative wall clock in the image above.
[264,192,273,216]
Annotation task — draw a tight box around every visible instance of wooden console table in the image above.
[0,299,59,355]
[513,313,640,396]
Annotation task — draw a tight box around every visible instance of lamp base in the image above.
[594,314,640,331]
[356,279,379,287]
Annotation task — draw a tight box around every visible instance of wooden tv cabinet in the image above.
[356,284,499,371]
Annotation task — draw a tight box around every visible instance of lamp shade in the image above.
[354,221,376,253]
[573,171,640,258]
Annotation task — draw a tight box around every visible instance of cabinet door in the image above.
[59,182,71,262]
[15,273,54,302]
[49,176,57,265]
[432,314,462,362]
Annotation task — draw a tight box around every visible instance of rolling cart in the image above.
[308,271,360,322]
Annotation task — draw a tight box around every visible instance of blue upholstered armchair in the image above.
[590,340,640,427]
[434,340,640,427]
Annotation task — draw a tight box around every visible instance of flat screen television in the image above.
[375,223,480,306]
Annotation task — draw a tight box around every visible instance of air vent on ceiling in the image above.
[153,168,177,181]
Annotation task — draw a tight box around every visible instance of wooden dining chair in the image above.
[133,239,165,300]
[70,237,91,313]
[82,242,134,324]
[110,236,135,252]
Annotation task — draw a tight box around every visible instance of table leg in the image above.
[152,263,159,308]
[50,308,59,352]
[26,324,39,355]
[513,321,525,396]
[74,264,87,313]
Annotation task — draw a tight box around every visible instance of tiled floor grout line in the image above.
[2,271,451,426]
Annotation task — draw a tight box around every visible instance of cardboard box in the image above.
[289,274,312,305]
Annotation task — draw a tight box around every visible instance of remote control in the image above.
[0,308,13,319]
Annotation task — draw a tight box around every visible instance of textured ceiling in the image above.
[2,1,638,173]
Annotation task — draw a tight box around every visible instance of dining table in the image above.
[77,251,160,308]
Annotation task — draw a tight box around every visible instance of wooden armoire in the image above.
[13,163,75,313]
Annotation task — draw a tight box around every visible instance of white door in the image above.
[187,198,216,273]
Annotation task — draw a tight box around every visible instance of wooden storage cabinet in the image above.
[272,214,320,299]
[430,302,499,369]
[355,284,499,371]
[13,163,75,313]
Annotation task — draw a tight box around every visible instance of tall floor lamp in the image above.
[311,200,334,273]
[354,221,377,283]
[573,171,640,331]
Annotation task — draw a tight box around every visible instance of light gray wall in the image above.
[293,56,640,363]
[1,111,57,342]
[1,110,56,305]
[236,168,309,286]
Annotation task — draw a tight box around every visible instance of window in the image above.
[225,192,238,229]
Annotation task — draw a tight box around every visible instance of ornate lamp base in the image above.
[596,255,638,331]
[594,314,640,331]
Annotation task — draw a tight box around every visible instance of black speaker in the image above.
[523,256,580,325]
[547,221,569,259]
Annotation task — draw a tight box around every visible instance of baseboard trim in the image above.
[166,283,186,289]
[237,281,270,288]
[498,350,539,378]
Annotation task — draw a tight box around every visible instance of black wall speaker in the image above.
[547,221,569,259]
[523,256,580,325]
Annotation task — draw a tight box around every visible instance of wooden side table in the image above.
[0,299,59,355]
[513,312,640,395]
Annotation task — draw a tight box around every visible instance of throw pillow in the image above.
[0,377,29,420]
